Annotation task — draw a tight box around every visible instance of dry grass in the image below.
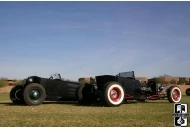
[0,93,189,127]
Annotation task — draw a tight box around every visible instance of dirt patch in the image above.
[0,86,14,93]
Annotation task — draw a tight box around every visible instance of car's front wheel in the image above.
[23,83,46,106]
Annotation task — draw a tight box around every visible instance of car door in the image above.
[57,81,68,97]
[123,78,135,95]
[133,80,142,98]
[44,79,61,95]
[59,81,81,99]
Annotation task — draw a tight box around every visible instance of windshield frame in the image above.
[117,71,135,78]
[50,73,62,80]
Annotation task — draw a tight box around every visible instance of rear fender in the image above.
[95,75,116,90]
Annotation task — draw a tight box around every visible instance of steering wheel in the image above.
[49,76,53,79]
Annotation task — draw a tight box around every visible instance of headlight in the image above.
[29,78,33,82]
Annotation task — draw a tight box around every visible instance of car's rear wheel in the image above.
[101,81,124,107]
[167,86,181,103]
[10,85,24,104]
[186,88,190,96]
[23,83,46,106]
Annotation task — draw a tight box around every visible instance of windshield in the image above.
[50,73,61,80]
[117,71,135,78]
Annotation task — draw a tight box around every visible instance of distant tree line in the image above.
[149,76,190,85]
[0,77,8,87]
[0,77,24,87]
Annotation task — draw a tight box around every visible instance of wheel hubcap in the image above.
[30,90,40,100]
[172,89,180,101]
[33,91,39,98]
[109,87,121,102]
[111,90,117,98]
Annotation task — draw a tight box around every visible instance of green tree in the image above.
[164,81,170,85]
[0,77,8,80]
[179,78,186,84]
[170,79,177,84]
[185,81,189,85]
[16,80,23,85]
[0,80,7,87]
[154,76,165,84]
[0,77,8,87]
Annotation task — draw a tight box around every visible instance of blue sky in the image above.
[0,2,190,80]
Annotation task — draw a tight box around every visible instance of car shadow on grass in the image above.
[0,100,171,107]
[0,101,103,107]
[141,101,171,104]
[43,101,105,107]
[0,102,26,106]
[42,100,170,107]
[123,99,171,104]
[43,101,78,104]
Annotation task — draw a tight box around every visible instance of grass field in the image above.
[0,93,189,127]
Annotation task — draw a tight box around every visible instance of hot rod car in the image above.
[10,71,182,107]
